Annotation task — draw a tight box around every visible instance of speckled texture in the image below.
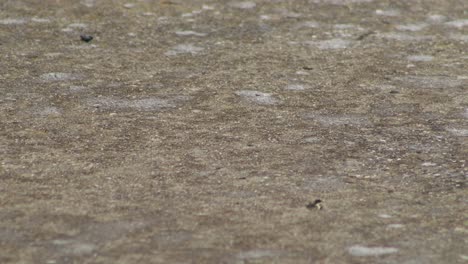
[0,0,467,263]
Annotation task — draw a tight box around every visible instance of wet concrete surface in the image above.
[0,0,467,263]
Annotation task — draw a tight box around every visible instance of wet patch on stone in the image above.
[88,96,190,111]
[348,245,399,257]
[235,90,280,105]
[392,75,465,89]
[305,113,372,126]
[40,73,83,82]
[165,44,204,56]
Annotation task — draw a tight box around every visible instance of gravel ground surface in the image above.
[1,0,467,263]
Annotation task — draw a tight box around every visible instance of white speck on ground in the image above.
[237,249,282,259]
[303,137,321,143]
[165,44,204,56]
[396,23,428,31]
[0,18,26,25]
[377,33,433,41]
[62,23,87,32]
[38,107,62,117]
[310,0,373,4]
[306,114,371,126]
[306,39,352,49]
[446,128,468,137]
[393,75,464,89]
[387,224,405,229]
[407,55,434,62]
[81,0,96,7]
[69,85,87,93]
[235,90,280,105]
[296,70,310,75]
[88,97,185,111]
[334,24,362,30]
[378,214,392,218]
[449,34,468,42]
[426,14,447,23]
[285,84,308,91]
[463,108,468,119]
[445,19,468,29]
[229,1,256,9]
[31,17,50,23]
[348,245,399,257]
[296,21,320,29]
[66,23,87,28]
[64,242,96,255]
[375,9,400,17]
[175,30,207,37]
[40,73,82,81]
[202,5,215,10]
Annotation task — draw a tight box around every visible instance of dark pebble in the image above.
[80,35,93,43]
[306,199,322,209]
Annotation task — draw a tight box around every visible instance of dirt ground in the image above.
[0,0,467,263]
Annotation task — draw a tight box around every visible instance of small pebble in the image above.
[306,199,322,210]
[80,34,93,42]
